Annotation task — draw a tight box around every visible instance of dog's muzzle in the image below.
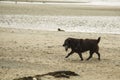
[64,45,68,51]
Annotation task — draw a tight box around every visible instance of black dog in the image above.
[63,37,101,61]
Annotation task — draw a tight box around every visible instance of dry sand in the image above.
[0,27,120,80]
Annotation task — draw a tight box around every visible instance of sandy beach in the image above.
[0,1,120,80]
[0,27,120,80]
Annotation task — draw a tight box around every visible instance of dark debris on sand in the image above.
[13,70,79,80]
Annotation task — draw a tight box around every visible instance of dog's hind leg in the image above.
[65,51,74,58]
[96,52,100,60]
[78,53,83,61]
[86,51,94,60]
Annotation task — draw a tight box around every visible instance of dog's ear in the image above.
[75,39,83,50]
[67,38,72,44]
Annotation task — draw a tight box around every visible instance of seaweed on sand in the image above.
[13,70,79,80]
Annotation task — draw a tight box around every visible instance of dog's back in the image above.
[80,37,101,52]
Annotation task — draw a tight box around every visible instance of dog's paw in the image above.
[81,59,84,61]
[65,56,68,58]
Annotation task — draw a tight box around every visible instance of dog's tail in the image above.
[97,37,101,43]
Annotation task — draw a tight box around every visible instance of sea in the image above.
[0,15,120,34]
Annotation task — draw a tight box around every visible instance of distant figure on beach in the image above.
[58,28,65,32]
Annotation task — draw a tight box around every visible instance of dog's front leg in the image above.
[65,51,74,58]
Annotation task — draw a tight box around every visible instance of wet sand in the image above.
[0,2,120,16]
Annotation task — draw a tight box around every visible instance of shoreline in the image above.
[0,27,120,36]
[0,27,120,35]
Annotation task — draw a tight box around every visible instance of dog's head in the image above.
[63,38,72,51]
[63,38,83,52]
